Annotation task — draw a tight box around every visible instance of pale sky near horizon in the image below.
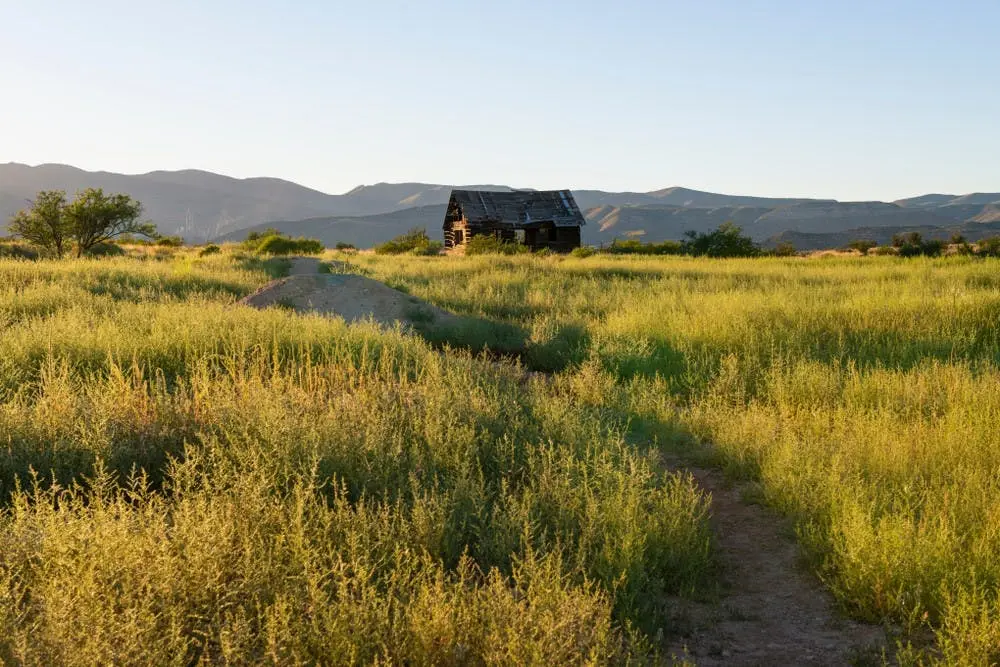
[1,0,998,200]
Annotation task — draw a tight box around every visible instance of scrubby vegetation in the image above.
[374,228,440,255]
[601,223,759,258]
[0,241,40,260]
[892,232,945,257]
[198,243,222,257]
[155,235,185,247]
[2,246,1000,663]
[603,238,684,256]
[846,239,878,255]
[243,229,324,255]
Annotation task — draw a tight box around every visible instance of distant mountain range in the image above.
[3,162,998,249]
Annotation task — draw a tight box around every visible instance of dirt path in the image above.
[272,256,891,663]
[665,464,889,665]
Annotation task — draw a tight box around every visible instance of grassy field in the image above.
[1,248,999,664]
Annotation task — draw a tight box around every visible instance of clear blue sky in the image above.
[2,0,997,200]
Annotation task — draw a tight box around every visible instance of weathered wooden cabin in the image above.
[443,189,585,252]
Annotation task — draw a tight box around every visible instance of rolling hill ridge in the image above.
[2,162,997,248]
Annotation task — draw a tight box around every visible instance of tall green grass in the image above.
[7,248,1000,663]
[351,252,1000,664]
[0,249,712,664]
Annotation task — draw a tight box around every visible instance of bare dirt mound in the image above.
[241,271,458,329]
[665,463,889,665]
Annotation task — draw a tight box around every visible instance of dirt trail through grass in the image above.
[275,255,893,663]
[665,462,889,665]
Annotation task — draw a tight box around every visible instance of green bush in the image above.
[335,241,357,251]
[772,242,797,257]
[682,222,760,258]
[409,240,443,256]
[847,239,877,256]
[198,244,221,257]
[241,228,324,255]
[84,242,127,257]
[571,246,597,258]
[374,228,435,255]
[892,232,945,258]
[155,236,184,247]
[242,228,283,252]
[254,234,324,255]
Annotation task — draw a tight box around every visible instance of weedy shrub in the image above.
[198,244,221,257]
[409,240,443,256]
[84,242,127,257]
[570,246,596,258]
[847,239,877,255]
[335,241,357,251]
[0,242,40,260]
[374,228,434,255]
[771,241,797,257]
[155,235,184,247]
[253,234,324,255]
[975,236,1000,257]
[604,238,683,255]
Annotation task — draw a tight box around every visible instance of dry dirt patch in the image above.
[241,271,459,329]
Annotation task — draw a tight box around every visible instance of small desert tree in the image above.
[64,188,154,256]
[682,222,760,258]
[8,190,71,257]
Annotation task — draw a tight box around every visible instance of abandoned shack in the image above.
[443,189,585,252]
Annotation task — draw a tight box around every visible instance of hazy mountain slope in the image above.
[582,205,771,243]
[581,202,960,243]
[0,163,347,240]
[769,221,1000,251]
[2,162,996,248]
[895,192,1000,209]
[971,204,1000,223]
[893,194,957,208]
[0,164,521,240]
[213,205,447,248]
[747,202,958,239]
[645,186,831,208]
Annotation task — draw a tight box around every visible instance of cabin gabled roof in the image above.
[447,190,585,228]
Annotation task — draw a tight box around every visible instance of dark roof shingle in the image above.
[448,190,585,228]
